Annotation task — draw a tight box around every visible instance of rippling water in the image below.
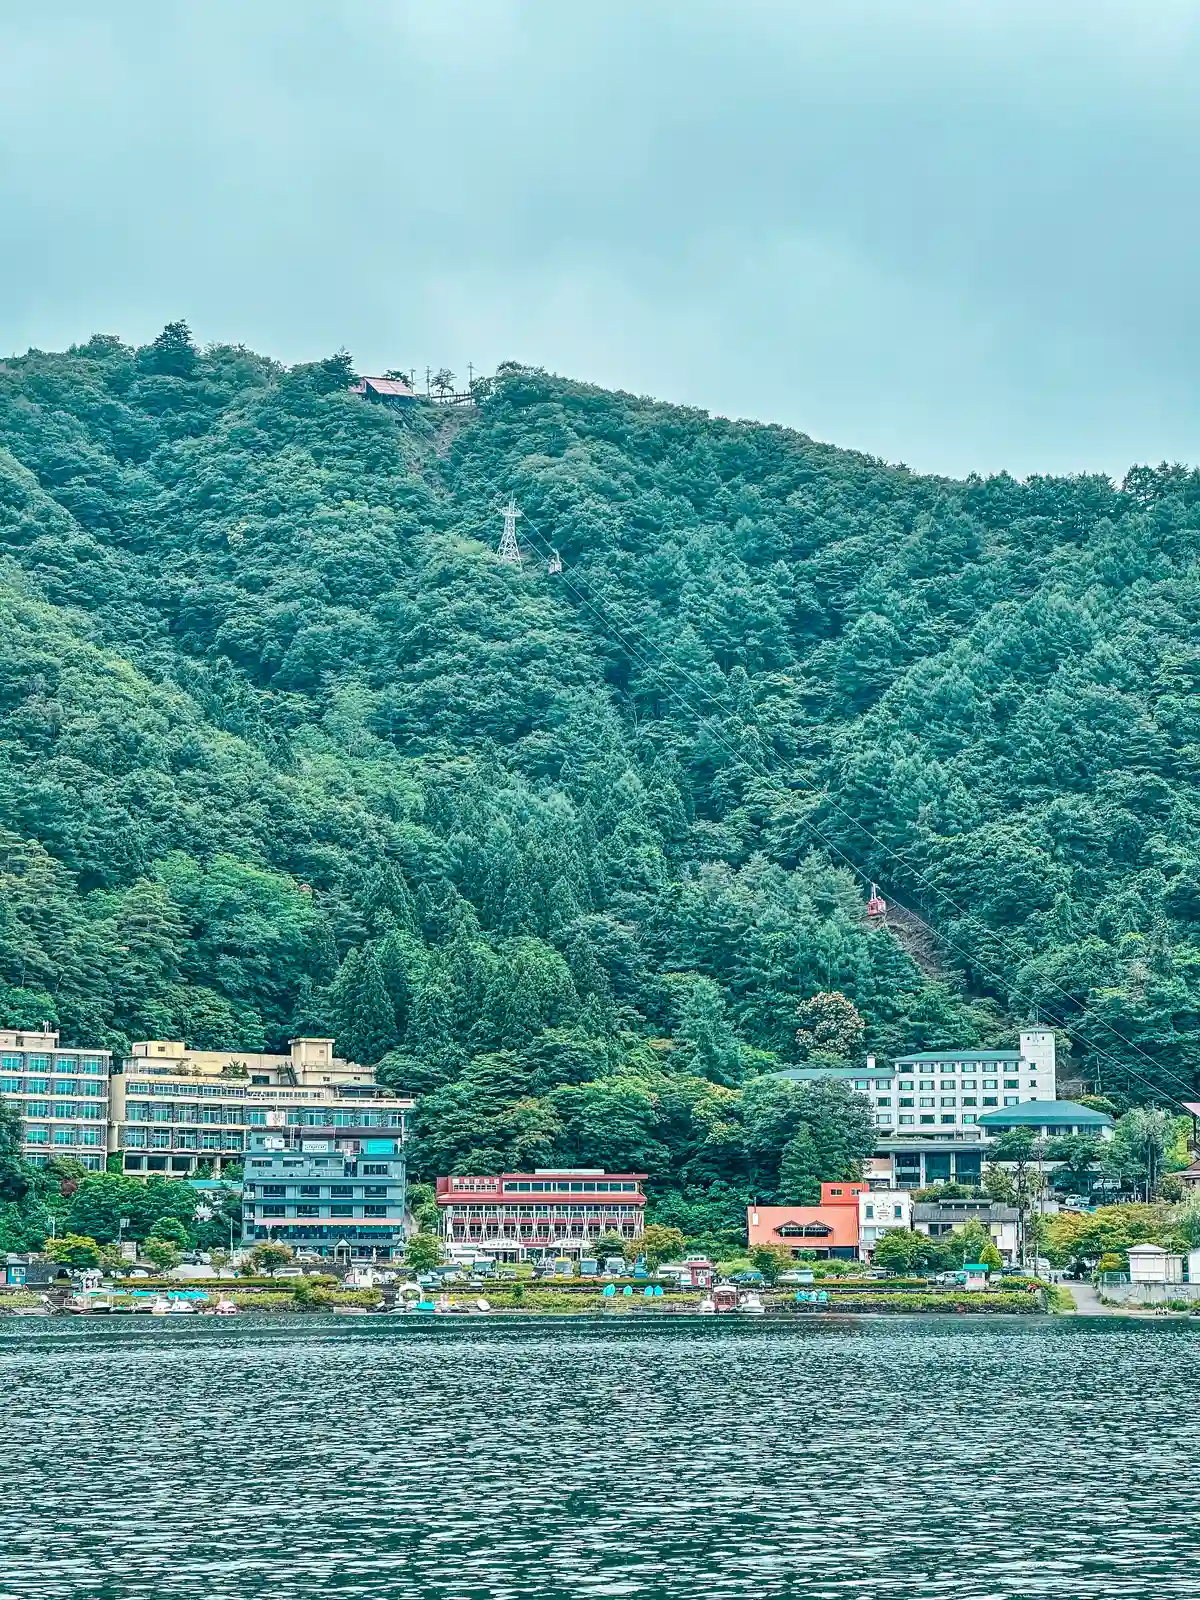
[1,1315,1195,1599]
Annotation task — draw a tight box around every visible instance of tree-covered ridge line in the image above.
[1,322,1199,1234]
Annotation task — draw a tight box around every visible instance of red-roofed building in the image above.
[747,1182,866,1260]
[350,374,417,406]
[436,1169,647,1263]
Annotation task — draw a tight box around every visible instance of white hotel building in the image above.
[773,1030,1058,1190]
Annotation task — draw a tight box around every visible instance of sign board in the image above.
[364,1138,395,1156]
[301,1140,330,1154]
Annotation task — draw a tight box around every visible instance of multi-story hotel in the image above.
[772,1029,1059,1189]
[0,1028,112,1170]
[242,1124,408,1261]
[109,1037,413,1178]
[436,1168,647,1262]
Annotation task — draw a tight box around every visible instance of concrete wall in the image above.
[1101,1281,1200,1304]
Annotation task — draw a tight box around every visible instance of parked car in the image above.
[729,1269,765,1286]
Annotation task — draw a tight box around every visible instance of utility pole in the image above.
[497,497,523,567]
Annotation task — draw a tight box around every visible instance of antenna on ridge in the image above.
[498,496,523,567]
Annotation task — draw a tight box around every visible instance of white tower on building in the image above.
[1019,1028,1057,1100]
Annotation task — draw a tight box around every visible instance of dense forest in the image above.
[1,323,1198,1240]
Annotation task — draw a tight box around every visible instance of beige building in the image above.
[0,1028,112,1170]
[110,1037,413,1178]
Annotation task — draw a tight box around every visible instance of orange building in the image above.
[747,1182,866,1259]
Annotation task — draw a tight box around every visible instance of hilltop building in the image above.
[0,1029,112,1170]
[436,1169,647,1263]
[109,1038,413,1178]
[349,374,417,406]
[242,1124,408,1261]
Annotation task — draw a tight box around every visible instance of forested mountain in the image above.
[1,324,1198,1237]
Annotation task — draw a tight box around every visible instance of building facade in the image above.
[771,1030,1059,1189]
[109,1037,412,1178]
[858,1189,912,1258]
[436,1169,647,1262]
[242,1125,408,1260]
[0,1028,111,1170]
[912,1198,1021,1264]
[747,1183,866,1261]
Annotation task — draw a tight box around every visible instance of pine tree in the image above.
[328,947,397,1065]
[140,320,198,378]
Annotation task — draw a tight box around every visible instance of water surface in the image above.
[1,1316,1193,1599]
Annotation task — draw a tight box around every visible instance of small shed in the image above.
[350,375,417,408]
[1128,1244,1184,1285]
[961,1263,990,1290]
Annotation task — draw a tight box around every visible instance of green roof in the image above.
[769,1067,895,1083]
[976,1100,1113,1129]
[894,1051,1021,1064]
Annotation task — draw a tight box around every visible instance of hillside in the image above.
[1,324,1198,1233]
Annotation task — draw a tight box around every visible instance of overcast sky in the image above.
[2,0,1199,477]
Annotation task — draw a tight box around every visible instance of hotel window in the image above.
[940,1096,956,1107]
[151,1131,171,1148]
[962,1079,977,1089]
[364,1185,389,1197]
[82,1081,104,1097]
[53,1080,75,1095]
[962,1096,977,1107]
[1004,1080,1019,1089]
[296,1206,320,1218]
[899,1097,914,1108]
[919,1115,935,1125]
[1,1054,21,1070]
[918,1097,934,1108]
[329,1206,355,1217]
[983,1096,998,1107]
[939,1080,956,1090]
[364,1205,389,1217]
[983,1079,998,1089]
[876,1096,891,1107]
[27,1055,50,1070]
[80,1128,101,1146]
[940,1115,956,1124]
[80,1104,103,1120]
[52,1129,76,1145]
[919,1080,935,1090]
[330,1185,353,1198]
[1004,1096,1020,1106]
[962,1114,977,1125]
[893,1205,903,1219]
[1029,1081,1039,1089]
[25,1101,50,1117]
[81,1057,105,1074]
[300,1185,321,1197]
[25,1126,49,1144]
[864,1204,874,1219]
[26,1078,49,1095]
[124,1130,147,1148]
[0,1076,19,1093]
[53,1103,77,1120]
[260,1205,286,1218]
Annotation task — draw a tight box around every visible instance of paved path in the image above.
[1064,1281,1113,1315]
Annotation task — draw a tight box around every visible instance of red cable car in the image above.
[866,883,887,919]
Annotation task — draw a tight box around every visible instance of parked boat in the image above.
[738,1292,765,1315]
[213,1298,237,1316]
[150,1296,171,1316]
[698,1296,716,1314]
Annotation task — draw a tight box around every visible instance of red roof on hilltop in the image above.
[351,375,415,398]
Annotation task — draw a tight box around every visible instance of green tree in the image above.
[250,1242,294,1273]
[148,1215,190,1248]
[872,1228,923,1274]
[639,1223,686,1268]
[141,1237,181,1272]
[404,1233,443,1272]
[329,946,398,1064]
[140,319,198,377]
[749,1242,792,1284]
[794,991,865,1062]
[45,1233,101,1268]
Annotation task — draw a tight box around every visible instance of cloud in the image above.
[1,0,1198,475]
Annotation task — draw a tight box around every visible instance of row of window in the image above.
[127,1104,243,1123]
[247,1184,396,1198]
[500,1180,640,1194]
[16,1102,105,1119]
[124,1130,246,1150]
[863,1204,906,1219]
[23,1127,104,1146]
[252,1205,397,1218]
[862,1078,1033,1093]
[0,1055,106,1073]
[446,1204,641,1218]
[1,1079,106,1096]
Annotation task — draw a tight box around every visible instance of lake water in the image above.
[1,1315,1195,1599]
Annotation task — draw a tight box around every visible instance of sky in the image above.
[2,0,1199,478]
